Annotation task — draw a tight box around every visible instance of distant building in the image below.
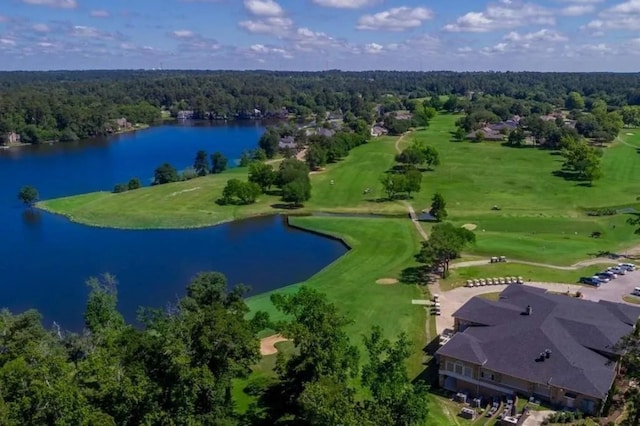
[466,127,504,141]
[436,285,640,415]
[177,110,195,120]
[278,136,296,150]
[371,126,388,137]
[2,132,20,146]
[317,128,335,138]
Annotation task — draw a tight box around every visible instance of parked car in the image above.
[600,271,617,279]
[620,263,637,271]
[580,277,602,287]
[632,287,640,296]
[595,274,610,283]
[608,267,626,275]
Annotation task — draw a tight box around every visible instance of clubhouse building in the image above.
[435,285,640,414]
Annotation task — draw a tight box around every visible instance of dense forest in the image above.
[2,70,640,144]
[0,272,428,425]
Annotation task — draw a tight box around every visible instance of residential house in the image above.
[176,110,195,120]
[2,132,20,146]
[466,126,504,141]
[317,128,335,138]
[436,285,640,415]
[278,135,296,150]
[115,118,132,130]
[371,125,388,137]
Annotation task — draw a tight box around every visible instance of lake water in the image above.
[0,122,347,329]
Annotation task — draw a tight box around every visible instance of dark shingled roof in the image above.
[436,285,640,399]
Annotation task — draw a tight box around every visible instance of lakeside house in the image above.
[278,135,296,150]
[1,132,21,146]
[371,125,388,137]
[435,285,640,415]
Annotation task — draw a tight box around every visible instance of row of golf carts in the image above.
[466,276,525,287]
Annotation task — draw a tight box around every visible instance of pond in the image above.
[0,122,347,329]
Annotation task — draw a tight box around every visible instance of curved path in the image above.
[451,257,619,271]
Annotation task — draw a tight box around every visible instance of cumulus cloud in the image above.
[170,29,197,38]
[584,0,640,30]
[244,0,284,17]
[239,16,293,36]
[248,43,293,58]
[70,25,117,40]
[504,29,568,42]
[364,42,384,53]
[32,23,51,33]
[561,4,595,15]
[357,7,433,31]
[444,2,554,32]
[313,0,380,8]
[21,0,77,8]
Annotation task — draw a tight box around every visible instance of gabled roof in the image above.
[437,285,640,399]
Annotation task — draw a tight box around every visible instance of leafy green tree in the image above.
[270,287,359,420]
[443,96,459,113]
[508,128,526,146]
[404,169,422,198]
[194,150,210,176]
[422,145,440,170]
[210,151,228,174]
[282,178,311,207]
[259,128,280,159]
[396,146,425,169]
[306,143,328,170]
[239,150,253,167]
[277,158,310,188]
[423,107,437,120]
[428,96,442,111]
[17,185,38,207]
[248,161,276,192]
[361,327,430,426]
[475,130,485,142]
[220,179,261,205]
[565,91,585,110]
[84,273,125,335]
[299,377,363,426]
[429,192,447,221]
[113,183,127,193]
[127,177,141,190]
[417,222,475,277]
[380,173,406,200]
[153,163,179,185]
[453,126,466,141]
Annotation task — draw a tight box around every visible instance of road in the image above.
[431,269,640,334]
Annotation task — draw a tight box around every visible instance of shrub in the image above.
[182,167,198,180]
[586,208,616,216]
[127,178,141,190]
[113,183,127,193]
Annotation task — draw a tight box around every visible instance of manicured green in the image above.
[441,263,607,291]
[246,216,426,373]
[40,135,406,228]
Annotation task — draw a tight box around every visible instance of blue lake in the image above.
[0,122,347,329]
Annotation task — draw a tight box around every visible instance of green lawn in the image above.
[246,216,426,373]
[40,135,406,229]
[440,263,606,291]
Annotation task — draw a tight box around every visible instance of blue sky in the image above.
[0,0,639,71]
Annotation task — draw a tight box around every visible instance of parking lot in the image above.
[434,267,640,335]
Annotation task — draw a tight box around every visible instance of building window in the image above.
[464,367,472,378]
[446,362,453,372]
[480,370,495,381]
[454,364,463,375]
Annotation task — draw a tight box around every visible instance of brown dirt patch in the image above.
[462,223,477,231]
[376,278,399,285]
[260,334,289,356]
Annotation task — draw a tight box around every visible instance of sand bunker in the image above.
[260,334,289,356]
[462,223,478,231]
[169,187,201,197]
[376,278,399,285]
[627,133,634,136]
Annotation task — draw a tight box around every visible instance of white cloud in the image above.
[21,0,77,8]
[248,43,293,58]
[244,0,284,17]
[239,17,293,36]
[444,2,554,32]
[357,7,433,31]
[90,10,111,18]
[561,5,595,15]
[0,38,16,46]
[313,0,380,8]
[504,29,568,42]
[70,25,115,39]
[171,30,197,38]
[364,42,383,53]
[585,0,640,30]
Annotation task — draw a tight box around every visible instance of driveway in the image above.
[433,269,640,335]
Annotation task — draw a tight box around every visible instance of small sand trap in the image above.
[627,133,634,136]
[169,187,201,197]
[376,278,399,285]
[462,223,477,231]
[260,334,289,356]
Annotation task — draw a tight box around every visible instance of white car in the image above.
[620,263,637,271]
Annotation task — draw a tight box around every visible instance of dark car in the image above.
[580,277,602,287]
